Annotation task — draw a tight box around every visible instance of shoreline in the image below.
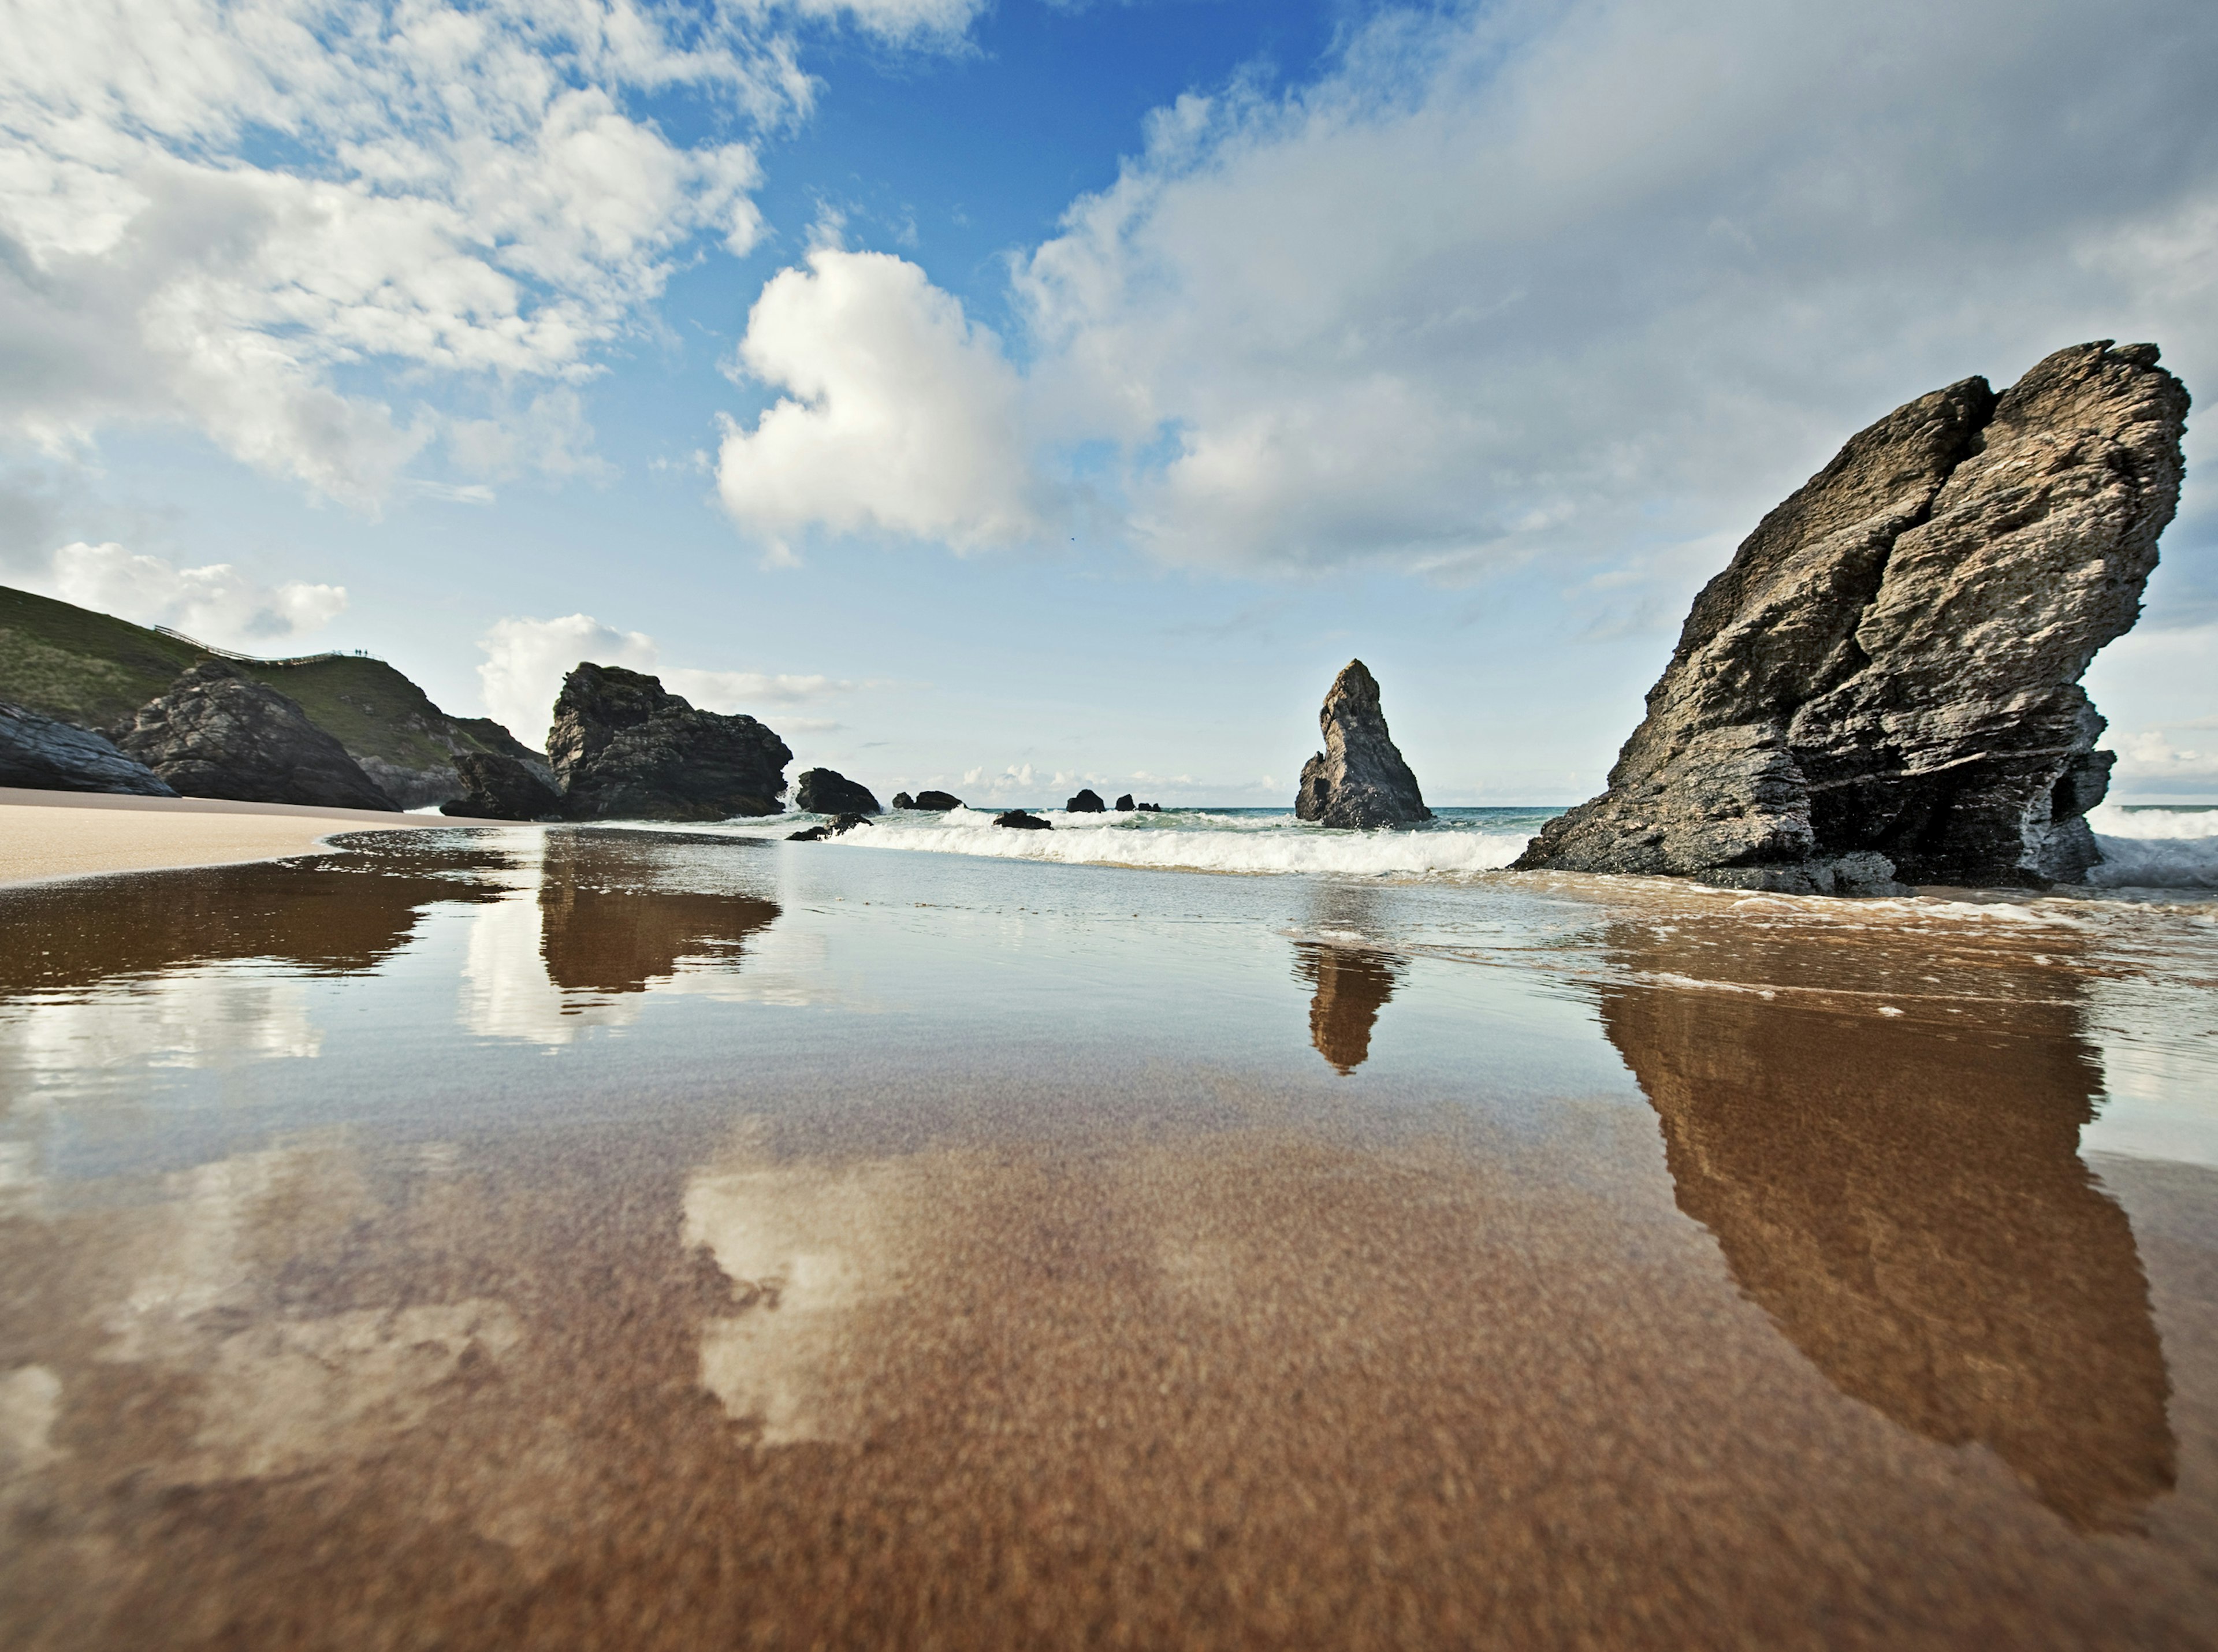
[0,786,443,888]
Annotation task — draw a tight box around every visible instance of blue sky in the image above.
[5,0,2216,804]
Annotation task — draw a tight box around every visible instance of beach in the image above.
[2,822,2215,1648]
[0,787,440,888]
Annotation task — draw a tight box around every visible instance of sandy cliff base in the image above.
[0,786,440,886]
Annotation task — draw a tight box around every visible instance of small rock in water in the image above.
[1137,801,1162,812]
[891,791,917,810]
[1,700,176,796]
[441,752,564,820]
[1114,794,1135,811]
[1294,660,1432,829]
[915,790,963,810]
[830,812,873,835]
[795,767,881,815]
[1066,788,1107,813]
[995,810,1052,831]
[787,825,831,841]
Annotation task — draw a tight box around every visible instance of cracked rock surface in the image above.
[550,664,791,821]
[1516,342,2188,888]
[117,663,397,810]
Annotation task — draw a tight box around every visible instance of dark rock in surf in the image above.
[1067,788,1107,813]
[550,663,790,822]
[118,663,397,810]
[787,825,831,841]
[1295,660,1432,829]
[1114,793,1135,812]
[830,812,872,835]
[1137,801,1162,812]
[915,790,963,811]
[1514,342,2189,890]
[1,700,177,796]
[796,768,881,816]
[891,791,916,810]
[440,752,564,821]
[995,810,1051,831]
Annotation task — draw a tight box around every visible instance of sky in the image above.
[2,0,2215,805]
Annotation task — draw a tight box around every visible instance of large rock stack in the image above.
[1516,342,2189,889]
[1296,660,1432,829]
[548,664,791,821]
[117,663,399,810]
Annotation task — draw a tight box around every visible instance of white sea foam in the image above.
[689,806,1545,879]
[2087,803,2218,889]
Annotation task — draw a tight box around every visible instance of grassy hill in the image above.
[1,584,540,803]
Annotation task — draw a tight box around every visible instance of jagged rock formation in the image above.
[891,791,916,810]
[1517,343,2189,889]
[440,753,564,820]
[1,700,177,795]
[796,768,881,815]
[915,790,963,811]
[117,663,397,810]
[1067,788,1106,813]
[994,810,1051,831]
[1295,660,1432,829]
[549,664,791,822]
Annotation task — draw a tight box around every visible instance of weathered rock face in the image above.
[1067,788,1106,813]
[117,663,397,810]
[549,664,791,822]
[795,768,881,815]
[440,753,564,820]
[1295,660,1432,829]
[1516,343,2189,888]
[1,700,177,795]
[914,790,963,811]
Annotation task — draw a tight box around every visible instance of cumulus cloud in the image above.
[475,613,854,747]
[0,0,809,503]
[713,0,2217,589]
[2115,727,2218,786]
[714,248,1054,557]
[42,540,345,646]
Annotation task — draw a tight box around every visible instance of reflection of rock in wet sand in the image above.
[1599,929,2174,1528]
[1292,943,1404,1073]
[0,834,506,999]
[536,831,781,995]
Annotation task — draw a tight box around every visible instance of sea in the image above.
[667,799,2218,889]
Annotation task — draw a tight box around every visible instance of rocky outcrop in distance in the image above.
[796,768,881,815]
[1296,660,1432,829]
[916,790,962,810]
[995,810,1051,831]
[891,791,914,809]
[550,664,791,823]
[1,700,177,796]
[440,753,564,820]
[1517,342,2189,890]
[1067,788,1106,813]
[117,663,398,810]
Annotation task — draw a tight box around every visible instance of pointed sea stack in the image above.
[1516,342,2189,890]
[1295,660,1432,829]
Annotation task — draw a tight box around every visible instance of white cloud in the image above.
[42,539,346,646]
[720,0,2216,585]
[714,247,1055,556]
[764,0,988,44]
[0,0,805,504]
[475,612,855,747]
[2115,727,2218,785]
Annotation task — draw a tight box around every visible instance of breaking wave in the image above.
[2087,803,2218,890]
[684,806,1555,879]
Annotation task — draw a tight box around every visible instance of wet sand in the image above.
[2,829,2215,1649]
[0,787,437,887]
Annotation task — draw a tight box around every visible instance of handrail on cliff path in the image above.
[154,626,371,668]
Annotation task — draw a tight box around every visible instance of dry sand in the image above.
[0,786,441,887]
